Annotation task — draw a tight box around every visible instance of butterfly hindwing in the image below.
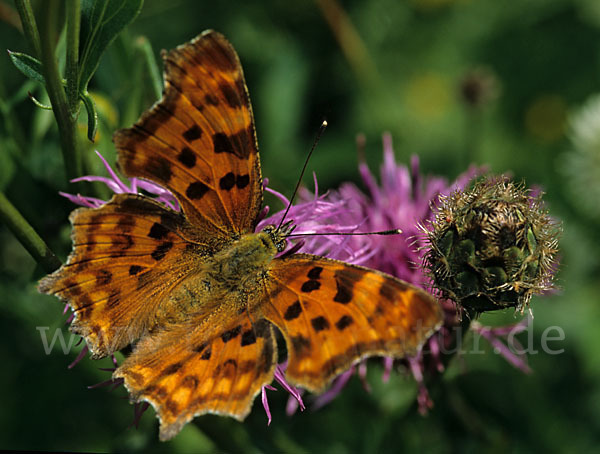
[114,30,262,237]
[261,254,443,392]
[38,194,212,358]
[114,315,277,441]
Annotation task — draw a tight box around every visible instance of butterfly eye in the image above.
[275,238,287,252]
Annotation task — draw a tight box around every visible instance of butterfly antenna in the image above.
[276,120,328,232]
[287,229,402,237]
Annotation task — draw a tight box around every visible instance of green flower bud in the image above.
[422,177,560,314]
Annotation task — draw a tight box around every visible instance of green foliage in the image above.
[79,0,144,92]
[7,51,45,83]
[8,0,142,143]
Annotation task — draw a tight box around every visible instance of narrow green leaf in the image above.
[78,0,144,92]
[80,91,98,142]
[7,51,45,84]
[28,92,53,110]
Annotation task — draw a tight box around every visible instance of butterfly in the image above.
[39,30,443,441]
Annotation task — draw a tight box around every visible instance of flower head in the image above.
[422,177,560,313]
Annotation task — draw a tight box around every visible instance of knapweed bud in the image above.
[459,67,500,109]
[422,177,560,313]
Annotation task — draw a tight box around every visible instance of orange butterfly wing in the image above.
[114,316,276,441]
[114,30,261,236]
[261,254,443,392]
[38,194,214,358]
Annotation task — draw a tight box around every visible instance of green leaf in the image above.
[28,93,53,110]
[80,91,98,142]
[7,51,45,84]
[78,0,143,92]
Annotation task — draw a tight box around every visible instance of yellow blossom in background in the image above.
[404,72,452,123]
[525,94,567,143]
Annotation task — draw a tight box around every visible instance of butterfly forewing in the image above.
[261,254,443,392]
[39,194,210,358]
[114,30,262,237]
[114,314,277,441]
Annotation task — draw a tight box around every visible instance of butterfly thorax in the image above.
[156,227,287,326]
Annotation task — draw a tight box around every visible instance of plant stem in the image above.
[38,0,83,181]
[315,0,379,88]
[0,192,61,273]
[65,0,81,114]
[14,0,41,57]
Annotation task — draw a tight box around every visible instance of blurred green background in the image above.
[1,0,599,452]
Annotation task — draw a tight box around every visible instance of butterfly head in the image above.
[261,220,296,253]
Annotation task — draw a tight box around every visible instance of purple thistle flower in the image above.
[60,151,179,211]
[471,317,533,374]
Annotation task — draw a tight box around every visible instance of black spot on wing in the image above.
[178,147,196,168]
[204,94,219,105]
[217,173,249,190]
[307,266,323,279]
[151,241,173,261]
[311,316,330,332]
[193,342,208,354]
[148,222,169,240]
[301,280,320,293]
[186,181,210,200]
[182,124,203,142]
[241,329,256,346]
[220,82,242,108]
[333,268,364,304]
[219,172,236,190]
[284,300,302,320]
[221,325,242,343]
[213,129,253,159]
[236,174,249,189]
[335,315,354,330]
[213,132,235,155]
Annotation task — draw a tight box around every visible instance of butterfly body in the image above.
[39,30,444,441]
[160,227,284,323]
